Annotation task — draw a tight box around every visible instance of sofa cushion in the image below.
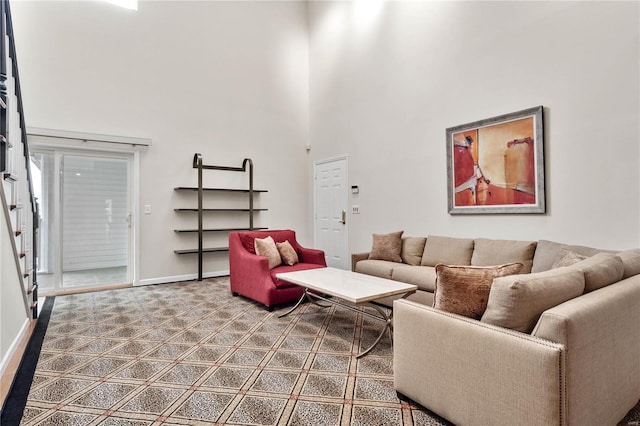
[254,236,282,269]
[276,240,299,266]
[354,259,395,279]
[617,249,640,279]
[368,231,404,262]
[433,263,523,319]
[567,252,624,293]
[401,237,427,266]
[471,238,537,273]
[375,290,434,309]
[531,239,612,273]
[271,263,325,289]
[480,268,585,333]
[391,264,437,292]
[421,236,474,267]
[551,249,587,268]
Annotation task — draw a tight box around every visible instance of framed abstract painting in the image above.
[446,106,545,214]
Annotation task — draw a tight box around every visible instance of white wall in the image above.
[9,1,640,285]
[307,1,640,254]
[11,1,311,282]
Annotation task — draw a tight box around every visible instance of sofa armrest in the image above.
[351,252,370,271]
[298,247,327,266]
[229,233,272,287]
[531,276,640,425]
[393,299,566,426]
[234,244,270,269]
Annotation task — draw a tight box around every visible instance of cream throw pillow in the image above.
[531,240,609,273]
[368,231,404,262]
[276,240,299,266]
[566,252,624,293]
[551,249,587,268]
[433,263,523,320]
[617,249,640,279]
[254,236,282,269]
[481,268,585,333]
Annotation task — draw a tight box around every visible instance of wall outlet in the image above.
[351,205,360,214]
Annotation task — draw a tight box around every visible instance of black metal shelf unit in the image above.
[174,154,267,280]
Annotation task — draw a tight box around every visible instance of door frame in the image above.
[313,155,349,269]
[29,142,138,292]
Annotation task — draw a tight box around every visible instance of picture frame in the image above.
[446,105,545,214]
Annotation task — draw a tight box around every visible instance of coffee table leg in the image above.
[306,291,332,308]
[356,304,392,358]
[278,289,332,318]
[278,290,308,318]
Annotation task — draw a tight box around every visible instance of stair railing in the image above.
[1,0,39,319]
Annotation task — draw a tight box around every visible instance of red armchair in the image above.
[229,229,327,310]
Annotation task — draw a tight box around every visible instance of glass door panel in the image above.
[30,151,56,292]
[29,150,131,292]
[62,155,129,288]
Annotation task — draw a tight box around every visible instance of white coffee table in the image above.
[275,267,417,357]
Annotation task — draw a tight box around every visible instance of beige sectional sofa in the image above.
[352,235,640,426]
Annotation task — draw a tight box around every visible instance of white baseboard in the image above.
[134,270,230,287]
[0,317,30,378]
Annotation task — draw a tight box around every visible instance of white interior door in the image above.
[314,157,349,269]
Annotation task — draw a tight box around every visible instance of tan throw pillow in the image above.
[531,240,610,273]
[254,236,282,269]
[471,238,537,273]
[480,268,585,333]
[567,252,624,293]
[433,263,523,319]
[368,231,404,262]
[401,237,427,266]
[421,236,474,266]
[551,249,587,268]
[276,240,298,266]
[617,249,640,279]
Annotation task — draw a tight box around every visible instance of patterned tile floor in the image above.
[15,277,640,426]
[17,277,451,426]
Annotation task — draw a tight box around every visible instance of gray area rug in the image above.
[16,277,640,425]
[17,277,450,425]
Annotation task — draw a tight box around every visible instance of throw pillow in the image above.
[531,240,610,273]
[566,252,624,293]
[276,240,299,266]
[254,236,282,269]
[433,263,523,320]
[421,235,474,266]
[368,231,404,262]
[480,268,585,333]
[551,249,587,268]
[617,249,640,279]
[401,237,427,266]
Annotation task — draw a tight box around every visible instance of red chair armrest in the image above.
[229,233,271,275]
[298,247,327,266]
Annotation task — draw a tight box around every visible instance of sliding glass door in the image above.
[30,149,132,292]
